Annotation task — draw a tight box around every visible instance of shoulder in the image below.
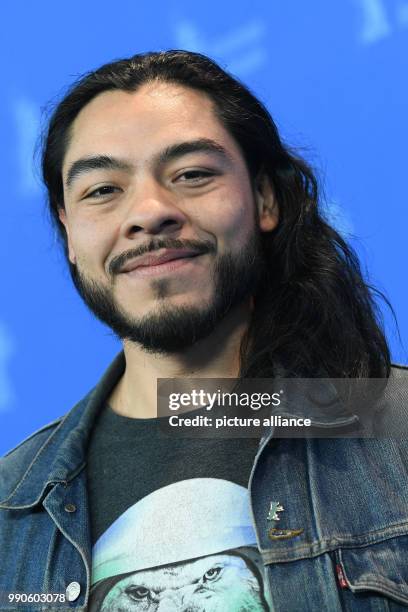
[372,363,408,437]
[2,417,64,459]
[0,416,64,501]
[0,352,124,505]
[390,363,408,377]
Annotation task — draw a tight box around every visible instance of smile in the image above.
[121,252,202,278]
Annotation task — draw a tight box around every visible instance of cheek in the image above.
[68,219,115,272]
[209,190,256,246]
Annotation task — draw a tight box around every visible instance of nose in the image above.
[120,178,187,239]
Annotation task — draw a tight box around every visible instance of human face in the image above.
[60,83,277,351]
[98,554,268,611]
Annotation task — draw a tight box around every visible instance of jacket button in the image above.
[64,503,76,513]
[66,581,81,602]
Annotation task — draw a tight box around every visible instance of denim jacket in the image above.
[1,354,408,611]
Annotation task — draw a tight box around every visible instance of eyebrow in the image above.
[156,138,231,165]
[65,155,132,190]
[64,138,231,190]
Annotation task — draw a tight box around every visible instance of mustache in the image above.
[108,238,216,276]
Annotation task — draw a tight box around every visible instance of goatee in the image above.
[70,234,264,354]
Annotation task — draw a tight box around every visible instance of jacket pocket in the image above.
[336,535,408,608]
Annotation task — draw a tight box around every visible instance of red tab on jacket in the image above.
[336,564,348,589]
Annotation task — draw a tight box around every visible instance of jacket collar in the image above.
[1,353,126,509]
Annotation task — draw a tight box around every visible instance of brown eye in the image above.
[86,185,121,198]
[175,170,215,183]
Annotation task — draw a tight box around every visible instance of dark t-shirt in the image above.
[87,405,272,611]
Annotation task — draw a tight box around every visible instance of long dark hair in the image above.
[41,50,393,378]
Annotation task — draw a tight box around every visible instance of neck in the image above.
[109,301,251,418]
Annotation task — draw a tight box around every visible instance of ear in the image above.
[254,172,279,232]
[58,208,77,264]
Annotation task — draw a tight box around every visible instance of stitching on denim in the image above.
[260,523,408,563]
[0,393,93,506]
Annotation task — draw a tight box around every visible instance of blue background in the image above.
[1,0,407,454]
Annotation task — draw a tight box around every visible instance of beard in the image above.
[70,232,264,355]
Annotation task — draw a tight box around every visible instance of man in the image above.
[0,50,407,611]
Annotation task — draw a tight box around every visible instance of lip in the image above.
[119,249,202,277]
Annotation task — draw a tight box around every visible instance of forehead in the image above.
[63,82,242,171]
